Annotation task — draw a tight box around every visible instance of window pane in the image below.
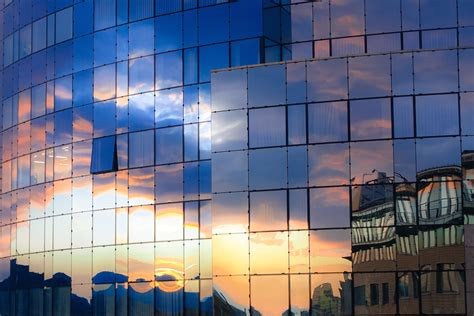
[308,101,347,143]
[249,107,285,147]
[288,104,306,145]
[350,140,393,184]
[250,190,287,231]
[212,110,247,152]
[129,206,154,243]
[248,64,285,107]
[156,127,183,164]
[249,148,287,190]
[349,55,391,98]
[310,187,350,229]
[416,94,459,137]
[250,232,288,274]
[393,97,414,138]
[156,51,183,90]
[155,13,182,53]
[94,64,116,101]
[250,275,289,316]
[129,130,154,168]
[212,151,248,193]
[90,136,117,174]
[350,98,391,140]
[155,88,183,128]
[309,143,349,186]
[129,19,154,59]
[414,50,458,94]
[56,8,73,43]
[211,69,247,111]
[155,203,183,241]
[199,43,228,83]
[307,59,347,102]
[129,56,154,94]
[310,229,352,272]
[129,167,154,206]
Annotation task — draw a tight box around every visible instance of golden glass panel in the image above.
[250,275,289,316]
[212,233,248,276]
[129,243,154,282]
[290,274,310,315]
[250,231,288,275]
[155,203,183,241]
[289,230,309,273]
[129,205,154,243]
[213,276,249,315]
[184,240,199,280]
[155,241,184,282]
[310,229,352,273]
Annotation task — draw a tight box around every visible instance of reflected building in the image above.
[1,0,474,315]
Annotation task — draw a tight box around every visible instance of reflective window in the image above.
[249,107,286,148]
[129,167,154,206]
[56,8,73,43]
[156,51,183,90]
[249,148,287,190]
[308,101,347,143]
[129,56,154,94]
[155,203,183,241]
[129,19,154,58]
[248,64,285,107]
[366,0,400,33]
[211,69,247,112]
[155,13,182,53]
[307,59,347,102]
[416,94,459,137]
[309,143,349,186]
[351,140,393,184]
[129,206,154,243]
[394,97,414,138]
[129,92,154,132]
[155,88,183,128]
[310,187,350,229]
[251,275,289,316]
[156,127,183,164]
[212,110,247,152]
[250,190,287,231]
[310,229,352,272]
[420,0,457,29]
[94,64,116,101]
[129,130,154,168]
[94,28,116,66]
[90,136,117,174]
[350,98,391,140]
[212,151,248,193]
[250,232,288,274]
[414,50,458,94]
[416,137,461,172]
[349,55,391,98]
[199,43,228,83]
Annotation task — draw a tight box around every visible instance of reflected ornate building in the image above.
[1,0,474,314]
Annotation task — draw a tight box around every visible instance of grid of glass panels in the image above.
[211,47,474,315]
[263,0,474,62]
[0,0,263,314]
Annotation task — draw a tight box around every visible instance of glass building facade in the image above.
[0,0,473,315]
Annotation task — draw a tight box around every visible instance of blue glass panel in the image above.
[420,0,456,28]
[94,0,116,30]
[199,5,229,45]
[54,109,73,146]
[230,0,262,40]
[74,0,93,37]
[73,70,93,107]
[73,35,93,72]
[183,10,198,48]
[94,28,116,66]
[129,130,154,168]
[199,43,229,83]
[156,127,183,165]
[94,100,116,137]
[156,51,183,90]
[248,64,285,107]
[90,136,117,174]
[249,148,287,190]
[155,13,183,53]
[155,88,183,128]
[129,19,154,58]
[249,107,286,148]
[129,56,154,94]
[130,0,153,21]
[231,38,260,67]
[129,92,154,132]
[416,94,459,137]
